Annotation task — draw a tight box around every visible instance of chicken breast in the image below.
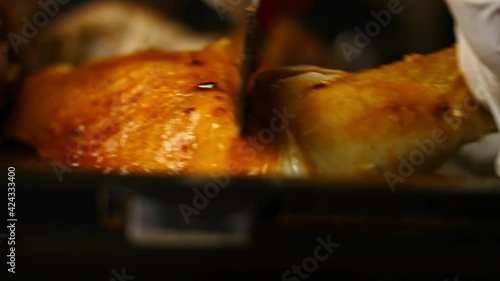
[251,48,497,178]
[4,39,271,175]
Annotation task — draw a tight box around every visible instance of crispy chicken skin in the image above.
[252,48,497,178]
[4,43,496,178]
[5,39,276,175]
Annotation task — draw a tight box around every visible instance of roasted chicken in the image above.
[5,39,259,175]
[4,40,497,178]
[251,48,497,178]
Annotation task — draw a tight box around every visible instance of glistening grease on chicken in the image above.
[5,39,274,175]
[4,42,497,178]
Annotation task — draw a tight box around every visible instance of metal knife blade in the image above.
[238,0,261,135]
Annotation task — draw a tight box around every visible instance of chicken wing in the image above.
[251,48,497,178]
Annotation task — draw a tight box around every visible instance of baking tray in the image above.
[2,139,500,280]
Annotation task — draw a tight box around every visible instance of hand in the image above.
[444,0,500,176]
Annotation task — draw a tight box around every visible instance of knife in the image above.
[237,0,261,135]
[237,0,313,135]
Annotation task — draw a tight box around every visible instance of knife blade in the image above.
[238,0,261,135]
[237,0,314,135]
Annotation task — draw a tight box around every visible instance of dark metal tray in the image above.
[2,140,500,280]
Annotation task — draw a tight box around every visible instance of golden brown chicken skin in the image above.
[251,48,497,178]
[5,39,275,175]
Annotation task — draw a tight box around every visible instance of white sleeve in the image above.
[444,0,500,176]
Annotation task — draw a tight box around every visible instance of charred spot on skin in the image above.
[465,97,479,110]
[184,107,195,114]
[181,145,189,152]
[311,83,328,90]
[197,82,217,90]
[213,107,227,117]
[190,59,204,66]
[435,102,451,117]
